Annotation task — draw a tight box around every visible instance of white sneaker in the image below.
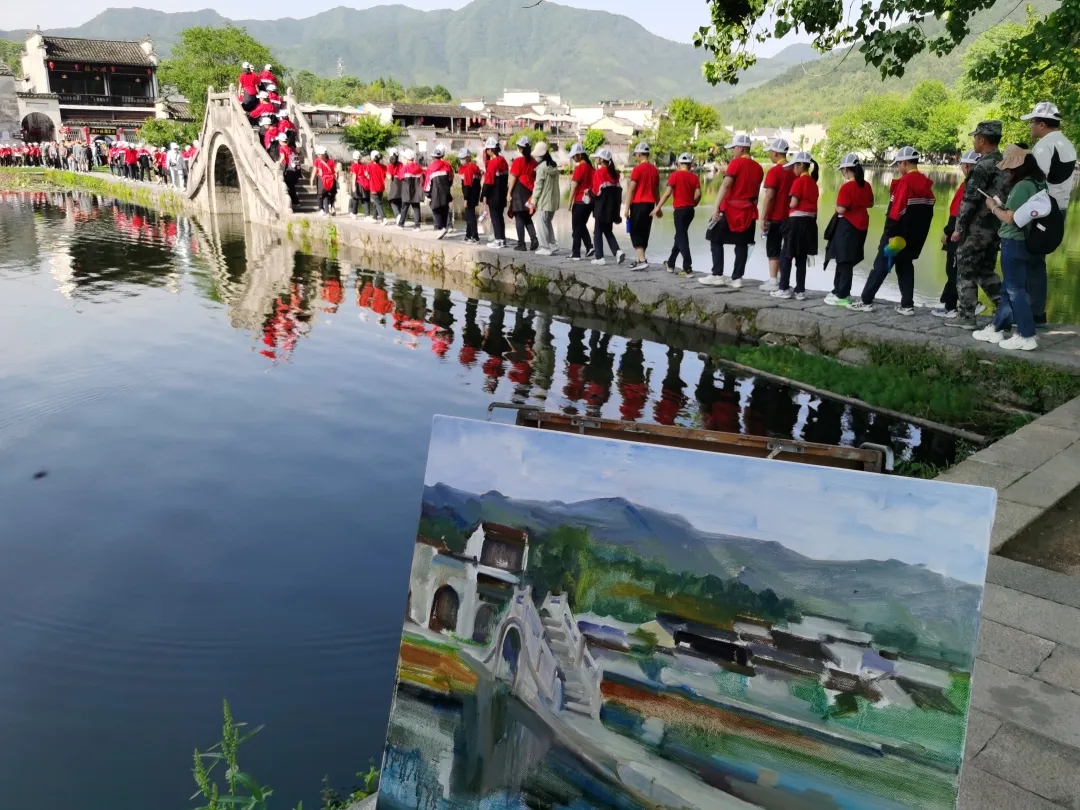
[973,324,1006,344]
[770,288,793,299]
[847,300,875,312]
[930,307,956,318]
[592,257,607,265]
[999,334,1038,351]
[491,240,506,250]
[549,248,561,256]
[729,278,742,289]
[635,260,649,270]
[824,293,841,306]
[535,247,553,256]
[895,306,915,316]
[795,292,806,301]
[699,275,728,286]
[759,278,779,292]
[350,213,357,219]
[616,251,626,265]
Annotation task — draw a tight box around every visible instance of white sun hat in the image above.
[677,152,693,164]
[568,143,586,157]
[784,150,813,168]
[890,145,921,165]
[633,141,650,154]
[725,133,752,149]
[1020,101,1061,121]
[766,138,789,154]
[457,147,470,160]
[370,150,381,160]
[838,153,861,169]
[484,136,499,150]
[516,135,531,148]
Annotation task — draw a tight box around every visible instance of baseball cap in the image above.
[264,64,273,71]
[568,143,586,157]
[784,151,813,168]
[276,133,288,142]
[316,146,328,154]
[516,136,531,148]
[534,142,549,157]
[1020,102,1061,121]
[457,148,470,160]
[726,133,752,149]
[969,121,1002,138]
[766,138,789,154]
[404,148,416,160]
[432,145,445,157]
[352,150,361,159]
[370,150,381,160]
[266,83,276,91]
[677,152,693,164]
[838,153,861,169]
[890,146,920,165]
[484,136,499,149]
[592,147,612,161]
[960,149,979,164]
[633,141,650,154]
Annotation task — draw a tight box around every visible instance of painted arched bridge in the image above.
[183,86,315,222]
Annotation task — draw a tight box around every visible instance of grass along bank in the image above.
[0,167,185,215]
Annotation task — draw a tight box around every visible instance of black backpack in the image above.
[1025,189,1065,255]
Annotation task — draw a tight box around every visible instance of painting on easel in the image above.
[377,415,994,810]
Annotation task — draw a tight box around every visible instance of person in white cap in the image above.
[567,142,595,259]
[771,151,818,300]
[530,142,561,254]
[760,138,793,291]
[624,141,660,268]
[507,136,539,251]
[277,132,301,210]
[397,148,424,228]
[932,149,980,318]
[425,144,455,237]
[850,146,935,315]
[366,150,386,221]
[482,137,509,248]
[702,133,763,288]
[348,150,367,218]
[1021,102,1076,326]
[458,148,482,243]
[385,148,403,225]
[824,153,874,307]
[653,152,701,276]
[311,145,338,215]
[590,147,626,265]
[238,62,258,110]
[166,141,184,189]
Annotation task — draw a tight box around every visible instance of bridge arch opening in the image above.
[211,142,245,217]
[429,586,460,634]
[22,113,55,143]
[496,627,522,684]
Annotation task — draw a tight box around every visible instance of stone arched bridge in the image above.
[183,86,316,222]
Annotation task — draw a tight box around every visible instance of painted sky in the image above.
[424,416,996,585]
[2,0,811,55]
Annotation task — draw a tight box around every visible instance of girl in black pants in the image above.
[590,148,625,265]
[481,137,509,248]
[507,137,539,251]
[653,152,701,276]
[824,153,874,307]
[567,143,594,259]
[774,152,819,300]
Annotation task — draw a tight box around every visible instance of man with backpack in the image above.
[1021,102,1076,326]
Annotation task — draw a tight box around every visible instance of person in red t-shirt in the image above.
[653,152,701,275]
[702,134,764,288]
[425,144,455,234]
[852,145,936,314]
[366,150,387,221]
[457,148,482,242]
[566,142,594,259]
[277,133,300,210]
[507,136,538,251]
[238,62,259,109]
[348,151,368,218]
[248,93,277,124]
[824,153,875,306]
[311,146,338,215]
[259,65,278,89]
[623,141,660,268]
[481,137,509,247]
[760,138,794,291]
[123,142,139,181]
[933,149,979,317]
[773,151,819,299]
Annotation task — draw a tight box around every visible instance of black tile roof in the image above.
[390,103,468,118]
[42,36,154,67]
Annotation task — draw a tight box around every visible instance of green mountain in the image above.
[717,0,1059,128]
[0,0,820,104]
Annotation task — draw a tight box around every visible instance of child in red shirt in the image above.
[825,153,875,305]
[653,153,701,275]
[773,151,819,300]
[508,137,538,251]
[624,142,660,267]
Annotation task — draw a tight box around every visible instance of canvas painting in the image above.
[377,416,995,810]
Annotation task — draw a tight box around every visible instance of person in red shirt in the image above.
[851,145,936,314]
[458,148,482,243]
[124,142,139,181]
[366,150,387,221]
[481,137,509,248]
[825,153,875,307]
[425,144,455,235]
[248,93,277,124]
[311,146,338,215]
[933,150,980,317]
[262,118,280,151]
[589,148,625,265]
[702,134,764,287]
[653,152,701,276]
[760,138,794,292]
[259,64,278,89]
[264,83,283,108]
[238,62,259,110]
[397,149,424,228]
[348,151,368,218]
[567,142,594,259]
[623,141,660,269]
[773,151,819,299]
[507,136,538,251]
[277,133,300,210]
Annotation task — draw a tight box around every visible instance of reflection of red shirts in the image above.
[667,170,700,209]
[482,357,505,393]
[585,382,609,412]
[510,156,537,191]
[459,162,481,190]
[764,163,795,221]
[630,162,660,204]
[704,391,740,432]
[358,282,375,309]
[950,181,965,217]
[367,162,386,193]
[563,364,586,401]
[509,360,532,385]
[238,72,259,96]
[888,171,935,221]
[431,334,450,357]
[459,345,478,366]
[314,157,336,191]
[720,155,764,232]
[654,389,684,426]
[789,174,818,216]
[591,163,618,196]
[836,179,874,231]
[571,161,593,202]
[371,288,392,316]
[483,155,508,184]
[619,382,648,421]
[321,279,343,311]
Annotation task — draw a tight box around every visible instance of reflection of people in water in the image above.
[428,289,455,358]
[507,308,536,402]
[584,331,615,417]
[562,326,589,413]
[320,265,344,313]
[481,304,511,394]
[617,339,649,421]
[695,360,741,433]
[459,299,484,367]
[531,314,556,401]
[654,347,687,426]
[260,281,311,361]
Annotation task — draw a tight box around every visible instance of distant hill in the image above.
[717,0,1059,127]
[0,1,820,104]
[422,483,981,662]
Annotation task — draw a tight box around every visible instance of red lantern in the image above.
[48,61,54,69]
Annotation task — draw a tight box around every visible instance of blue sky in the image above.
[424,416,996,585]
[8,0,811,56]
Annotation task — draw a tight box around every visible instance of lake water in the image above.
[532,167,1080,322]
[0,190,971,809]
